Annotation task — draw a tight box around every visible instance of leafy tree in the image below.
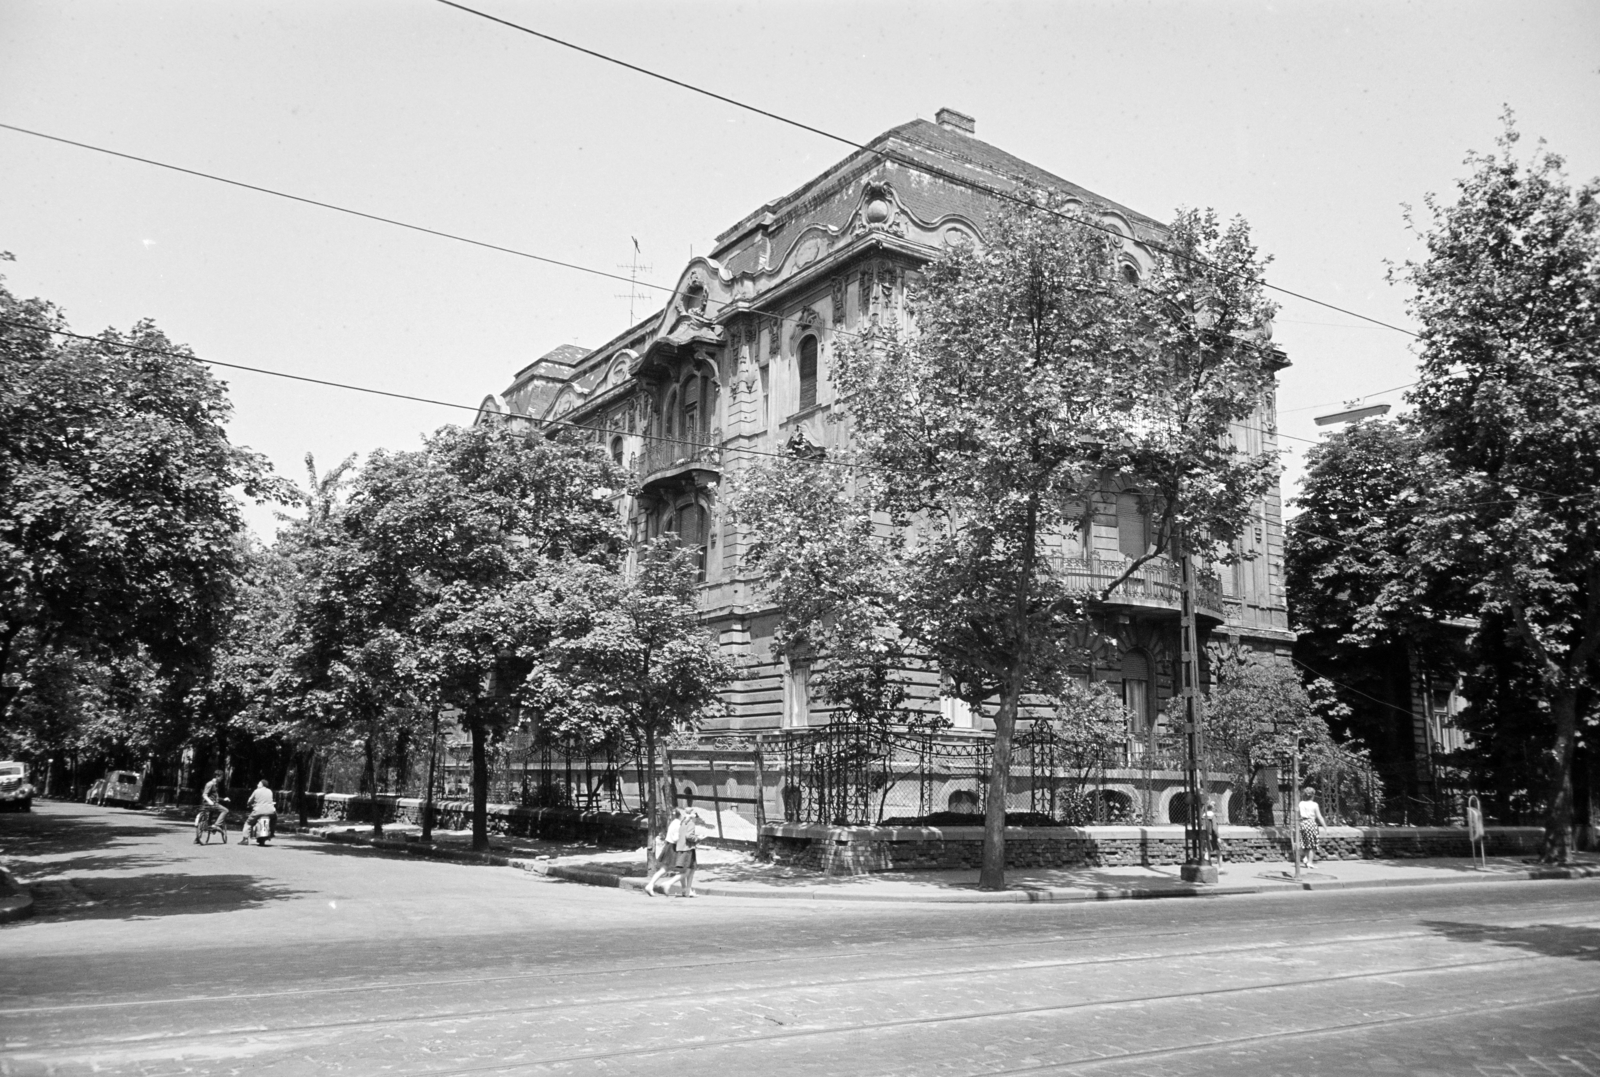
[1203,647,1348,825]
[521,542,732,832]
[730,455,919,733]
[0,262,288,759]
[1285,419,1463,800]
[827,194,1280,888]
[1390,116,1600,861]
[1447,611,1558,822]
[333,424,623,850]
[1042,679,1127,823]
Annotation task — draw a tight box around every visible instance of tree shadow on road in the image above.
[1422,919,1600,962]
[15,851,171,878]
[0,811,170,859]
[19,871,305,923]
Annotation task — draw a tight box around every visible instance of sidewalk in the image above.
[146,808,1600,905]
[536,850,1600,903]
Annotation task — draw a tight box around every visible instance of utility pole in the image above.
[1178,522,1217,884]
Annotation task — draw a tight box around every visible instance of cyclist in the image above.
[240,779,277,844]
[194,769,229,844]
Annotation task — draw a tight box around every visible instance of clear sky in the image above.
[2,1,1597,540]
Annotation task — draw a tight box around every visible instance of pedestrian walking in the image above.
[1298,787,1329,867]
[643,809,681,897]
[1201,799,1222,866]
[675,809,701,897]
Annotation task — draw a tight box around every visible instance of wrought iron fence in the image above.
[767,720,1178,827]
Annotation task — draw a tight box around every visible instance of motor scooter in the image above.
[250,813,275,846]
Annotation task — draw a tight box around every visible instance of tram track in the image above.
[8,914,1597,1060]
[13,949,1588,1076]
[8,898,1592,1021]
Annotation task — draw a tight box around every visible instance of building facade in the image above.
[478,110,1293,823]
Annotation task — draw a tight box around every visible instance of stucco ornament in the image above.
[856,180,905,236]
[733,341,759,396]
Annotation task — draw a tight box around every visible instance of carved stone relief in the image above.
[831,276,845,326]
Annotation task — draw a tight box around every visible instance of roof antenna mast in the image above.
[616,237,653,325]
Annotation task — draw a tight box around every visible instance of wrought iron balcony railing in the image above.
[1050,554,1227,620]
[634,429,721,484]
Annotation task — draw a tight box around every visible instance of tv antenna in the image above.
[616,237,653,324]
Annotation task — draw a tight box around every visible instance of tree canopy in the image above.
[0,262,287,762]
[737,192,1282,888]
[1389,116,1600,861]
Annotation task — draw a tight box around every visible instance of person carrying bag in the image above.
[643,809,682,897]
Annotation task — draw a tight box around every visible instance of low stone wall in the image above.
[307,793,645,847]
[759,822,1547,875]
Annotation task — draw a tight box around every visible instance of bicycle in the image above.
[194,802,232,844]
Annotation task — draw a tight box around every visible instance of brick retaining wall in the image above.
[759,823,1547,875]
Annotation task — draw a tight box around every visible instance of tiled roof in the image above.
[513,343,591,381]
[877,119,1166,237]
[715,117,1168,268]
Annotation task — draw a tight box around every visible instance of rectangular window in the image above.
[784,661,811,728]
[939,695,974,729]
[759,364,770,427]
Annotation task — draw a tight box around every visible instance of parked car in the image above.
[0,761,33,811]
[88,770,143,808]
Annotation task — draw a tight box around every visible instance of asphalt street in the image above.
[2,800,1597,1076]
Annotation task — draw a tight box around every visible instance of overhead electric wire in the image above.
[1280,381,1419,414]
[435,0,1421,340]
[0,118,1408,442]
[0,121,663,297]
[4,317,1570,546]
[1291,657,1420,719]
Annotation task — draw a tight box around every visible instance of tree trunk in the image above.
[422,706,440,843]
[644,724,658,857]
[294,749,310,829]
[978,491,1041,891]
[470,714,489,852]
[1541,685,1579,864]
[980,665,1025,889]
[364,729,383,838]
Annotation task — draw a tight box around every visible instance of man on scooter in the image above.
[240,779,277,844]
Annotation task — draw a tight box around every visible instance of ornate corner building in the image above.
[478,110,1292,815]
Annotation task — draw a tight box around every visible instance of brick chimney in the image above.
[935,108,975,134]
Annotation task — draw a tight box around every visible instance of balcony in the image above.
[1050,554,1228,623]
[634,429,721,487]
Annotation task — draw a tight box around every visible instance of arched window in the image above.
[664,388,678,438]
[1122,650,1152,735]
[1116,490,1148,559]
[610,436,623,467]
[1121,263,1141,285]
[798,336,818,411]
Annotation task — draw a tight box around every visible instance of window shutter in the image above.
[1117,491,1147,559]
[799,337,818,410]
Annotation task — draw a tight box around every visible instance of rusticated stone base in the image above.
[758,823,1546,875]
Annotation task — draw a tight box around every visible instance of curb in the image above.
[528,861,1600,904]
[0,865,35,924]
[311,830,515,868]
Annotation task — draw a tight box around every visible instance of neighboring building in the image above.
[478,110,1293,823]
